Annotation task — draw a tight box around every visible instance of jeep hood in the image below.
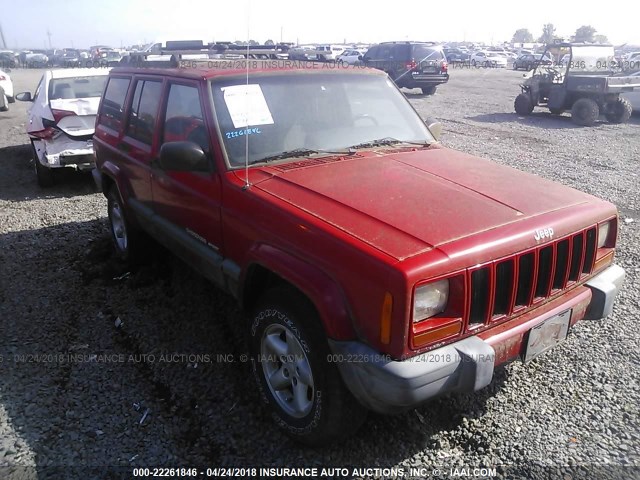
[255,147,596,260]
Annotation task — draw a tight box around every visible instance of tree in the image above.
[248,39,259,46]
[512,29,534,44]
[265,39,275,45]
[538,23,556,45]
[594,34,609,44]
[573,25,597,43]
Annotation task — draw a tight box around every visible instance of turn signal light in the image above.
[412,320,461,348]
[380,292,393,344]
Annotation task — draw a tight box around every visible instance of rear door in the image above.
[119,76,164,205]
[151,80,224,254]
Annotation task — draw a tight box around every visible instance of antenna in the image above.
[243,0,251,190]
[0,23,6,50]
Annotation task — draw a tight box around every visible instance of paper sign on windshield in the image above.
[222,84,274,129]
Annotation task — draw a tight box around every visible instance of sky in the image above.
[1,0,638,49]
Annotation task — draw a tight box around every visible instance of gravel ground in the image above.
[0,67,638,479]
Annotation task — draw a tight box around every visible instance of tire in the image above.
[249,286,367,446]
[513,63,519,70]
[32,142,55,187]
[421,86,437,95]
[571,98,599,126]
[549,107,565,115]
[471,60,477,67]
[0,93,8,112]
[107,185,147,262]
[514,93,534,115]
[8,96,15,104]
[604,97,632,124]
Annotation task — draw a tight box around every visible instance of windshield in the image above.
[211,73,434,167]
[49,76,108,100]
[569,45,616,72]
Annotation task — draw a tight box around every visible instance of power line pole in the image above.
[0,23,6,49]
[46,28,52,49]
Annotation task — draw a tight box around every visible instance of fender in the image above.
[99,159,123,197]
[241,243,356,340]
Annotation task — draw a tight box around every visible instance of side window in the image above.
[125,80,162,144]
[99,77,131,131]
[377,45,392,60]
[162,84,209,156]
[364,46,379,60]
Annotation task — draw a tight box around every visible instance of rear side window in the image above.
[126,80,163,144]
[99,77,131,131]
[392,45,410,59]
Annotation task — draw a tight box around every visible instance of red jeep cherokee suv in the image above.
[93,60,625,445]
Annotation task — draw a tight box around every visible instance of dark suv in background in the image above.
[361,41,449,95]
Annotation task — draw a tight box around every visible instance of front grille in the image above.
[467,226,597,328]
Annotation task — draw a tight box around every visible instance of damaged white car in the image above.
[0,68,14,111]
[16,68,110,186]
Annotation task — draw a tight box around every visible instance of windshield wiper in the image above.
[250,147,355,165]
[346,137,431,149]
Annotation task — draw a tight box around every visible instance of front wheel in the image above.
[249,286,366,446]
[514,93,534,115]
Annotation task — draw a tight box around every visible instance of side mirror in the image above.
[158,141,208,172]
[426,119,442,141]
[15,92,32,102]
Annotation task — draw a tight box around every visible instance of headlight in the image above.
[413,279,449,322]
[598,221,611,248]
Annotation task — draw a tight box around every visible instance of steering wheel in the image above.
[544,66,561,81]
[353,114,379,126]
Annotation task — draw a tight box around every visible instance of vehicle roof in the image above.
[49,67,112,79]
[110,61,386,80]
[378,41,441,46]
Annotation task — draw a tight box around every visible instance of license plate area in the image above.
[523,309,571,362]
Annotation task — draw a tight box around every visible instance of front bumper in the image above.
[331,264,624,414]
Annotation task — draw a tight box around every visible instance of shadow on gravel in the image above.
[0,144,97,202]
[467,112,640,128]
[0,219,509,471]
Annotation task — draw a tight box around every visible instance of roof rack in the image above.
[379,41,440,45]
[123,41,292,66]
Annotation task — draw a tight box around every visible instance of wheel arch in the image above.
[240,244,357,341]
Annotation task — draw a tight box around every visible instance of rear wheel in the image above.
[514,93,534,115]
[32,142,55,187]
[107,185,147,262]
[571,98,599,126]
[604,97,632,124]
[421,86,437,95]
[249,286,367,446]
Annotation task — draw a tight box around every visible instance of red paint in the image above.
[94,65,619,360]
